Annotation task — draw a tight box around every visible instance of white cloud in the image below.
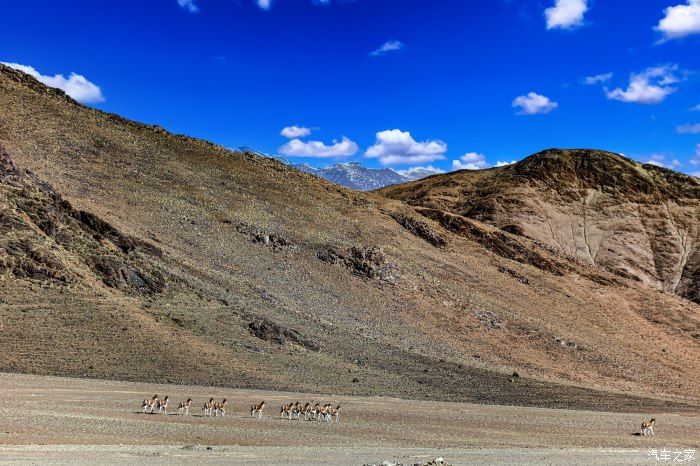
[691,144,700,165]
[279,137,358,158]
[655,0,700,42]
[691,103,700,111]
[177,0,199,13]
[280,125,313,139]
[643,153,682,169]
[496,160,517,167]
[677,123,700,134]
[452,152,489,171]
[369,40,405,57]
[365,129,447,166]
[545,0,588,29]
[512,92,558,115]
[256,0,334,8]
[1,62,105,104]
[605,65,680,104]
[583,72,613,85]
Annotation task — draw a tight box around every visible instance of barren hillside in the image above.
[0,64,698,409]
[379,149,700,304]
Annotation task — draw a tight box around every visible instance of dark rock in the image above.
[248,318,320,352]
[497,265,530,285]
[390,211,446,248]
[318,245,396,283]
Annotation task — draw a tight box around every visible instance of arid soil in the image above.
[1,373,698,465]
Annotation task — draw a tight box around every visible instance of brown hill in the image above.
[0,64,698,410]
[379,149,700,304]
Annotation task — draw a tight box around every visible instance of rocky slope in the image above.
[379,149,700,304]
[0,64,699,409]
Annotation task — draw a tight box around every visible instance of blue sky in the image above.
[2,0,699,174]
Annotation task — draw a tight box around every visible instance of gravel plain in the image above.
[0,373,698,465]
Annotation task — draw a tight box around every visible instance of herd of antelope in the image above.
[140,395,340,422]
[279,402,341,422]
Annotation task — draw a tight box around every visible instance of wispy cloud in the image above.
[365,129,446,165]
[677,123,700,134]
[1,62,105,104]
[643,153,682,169]
[256,0,273,10]
[655,0,700,42]
[369,40,405,57]
[545,0,588,29]
[280,125,314,139]
[691,144,700,165]
[605,65,680,104]
[177,0,199,13]
[512,92,558,115]
[583,72,613,85]
[279,137,358,158]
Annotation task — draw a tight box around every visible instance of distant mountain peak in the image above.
[291,160,440,191]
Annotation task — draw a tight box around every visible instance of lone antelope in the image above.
[157,396,169,414]
[641,418,656,436]
[141,394,158,414]
[178,398,192,415]
[214,398,228,417]
[203,397,215,417]
[250,401,266,418]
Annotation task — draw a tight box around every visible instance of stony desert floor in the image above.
[0,373,698,465]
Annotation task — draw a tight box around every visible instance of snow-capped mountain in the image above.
[399,166,442,181]
[236,147,440,190]
[293,162,440,191]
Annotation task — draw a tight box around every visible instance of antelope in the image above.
[328,404,341,422]
[318,404,332,422]
[641,418,656,436]
[214,398,228,417]
[250,401,266,418]
[296,403,310,420]
[280,403,294,419]
[301,402,313,420]
[203,397,215,417]
[157,396,169,414]
[291,402,302,420]
[141,394,158,414]
[178,398,192,415]
[308,403,320,420]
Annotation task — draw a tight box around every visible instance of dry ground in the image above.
[0,373,698,465]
